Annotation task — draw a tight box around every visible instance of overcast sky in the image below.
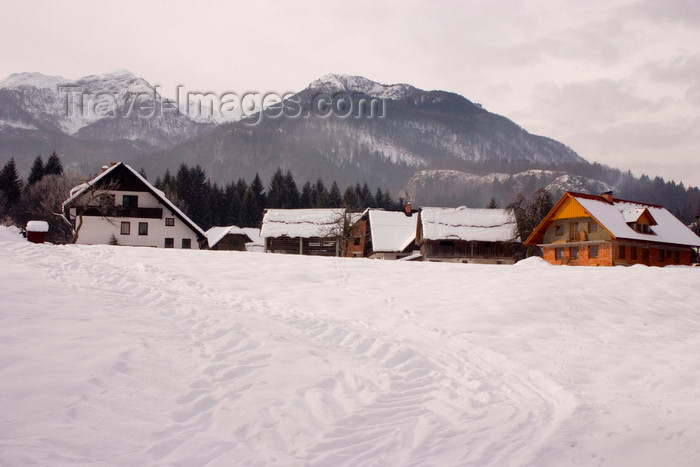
[3,0,700,186]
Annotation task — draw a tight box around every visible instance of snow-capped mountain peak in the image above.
[0,72,69,90]
[308,73,417,100]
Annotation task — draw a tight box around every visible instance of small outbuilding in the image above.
[26,220,49,244]
[206,226,253,251]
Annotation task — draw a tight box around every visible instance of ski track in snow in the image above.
[0,241,578,466]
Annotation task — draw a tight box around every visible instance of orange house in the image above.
[525,191,700,266]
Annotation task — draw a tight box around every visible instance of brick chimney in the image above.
[601,191,614,204]
[405,202,412,214]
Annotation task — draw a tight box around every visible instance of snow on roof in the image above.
[62,162,206,239]
[420,207,521,243]
[260,209,345,238]
[620,207,656,224]
[574,195,700,246]
[241,227,264,246]
[206,226,252,248]
[368,209,417,252]
[26,221,49,232]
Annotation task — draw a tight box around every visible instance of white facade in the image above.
[64,163,205,249]
[72,191,200,249]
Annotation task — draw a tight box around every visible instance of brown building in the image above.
[416,206,521,264]
[206,226,254,251]
[525,191,700,266]
[260,208,347,256]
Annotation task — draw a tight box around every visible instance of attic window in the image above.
[588,222,597,233]
[555,225,564,236]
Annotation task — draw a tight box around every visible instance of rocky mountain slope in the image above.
[0,70,213,173]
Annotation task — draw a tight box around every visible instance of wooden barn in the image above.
[206,226,254,251]
[261,208,347,256]
[416,207,521,264]
[525,191,700,266]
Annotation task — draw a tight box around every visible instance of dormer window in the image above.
[632,222,651,234]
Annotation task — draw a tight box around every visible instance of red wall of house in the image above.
[542,241,693,266]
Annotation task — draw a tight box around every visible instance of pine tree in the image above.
[328,181,342,208]
[487,197,498,209]
[267,168,287,209]
[342,186,359,210]
[0,158,22,212]
[284,170,300,208]
[249,173,266,225]
[300,181,313,208]
[27,155,45,186]
[44,151,63,176]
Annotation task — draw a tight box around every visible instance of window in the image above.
[674,250,680,264]
[659,248,665,261]
[589,245,598,258]
[630,246,637,260]
[182,238,191,249]
[555,248,564,260]
[165,217,175,226]
[353,237,361,246]
[138,222,148,236]
[569,222,579,241]
[588,222,598,233]
[122,195,138,208]
[555,225,564,236]
[643,249,649,262]
[635,223,650,234]
[619,245,625,259]
[164,237,174,248]
[120,221,130,235]
[570,247,579,259]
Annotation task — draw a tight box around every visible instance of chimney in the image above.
[601,191,614,204]
[101,162,118,173]
[405,202,412,214]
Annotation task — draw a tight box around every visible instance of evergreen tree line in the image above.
[1,152,64,216]
[154,165,405,230]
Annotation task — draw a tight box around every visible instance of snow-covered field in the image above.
[2,227,700,466]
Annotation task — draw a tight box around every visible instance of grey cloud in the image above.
[622,0,700,27]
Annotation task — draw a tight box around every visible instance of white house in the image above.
[62,162,206,249]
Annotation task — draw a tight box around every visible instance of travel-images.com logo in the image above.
[58,85,386,125]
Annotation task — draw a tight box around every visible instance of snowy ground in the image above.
[1,227,700,466]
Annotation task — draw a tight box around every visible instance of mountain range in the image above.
[0,70,683,208]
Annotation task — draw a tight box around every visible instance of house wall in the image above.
[420,240,517,264]
[543,216,612,244]
[212,234,249,251]
[266,236,339,256]
[344,219,367,258]
[542,241,692,266]
[73,190,200,249]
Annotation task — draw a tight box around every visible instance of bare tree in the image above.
[62,178,120,244]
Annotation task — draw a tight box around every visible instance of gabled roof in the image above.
[368,209,417,253]
[525,192,700,247]
[260,208,346,238]
[62,162,206,240]
[206,226,253,249]
[419,207,521,243]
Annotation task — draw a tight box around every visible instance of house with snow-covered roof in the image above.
[260,208,347,256]
[357,208,419,260]
[416,206,521,264]
[524,191,700,266]
[206,226,252,251]
[62,162,206,249]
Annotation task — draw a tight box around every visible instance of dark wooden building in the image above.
[416,207,520,264]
